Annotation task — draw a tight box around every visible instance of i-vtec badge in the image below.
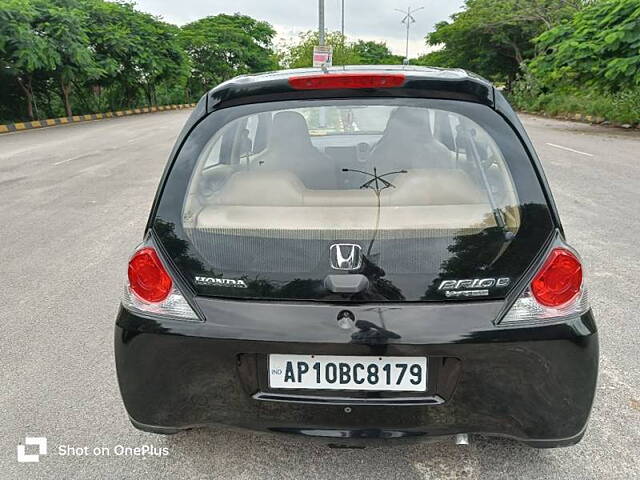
[195,276,248,288]
[438,277,510,298]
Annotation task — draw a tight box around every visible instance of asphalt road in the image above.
[1,110,639,479]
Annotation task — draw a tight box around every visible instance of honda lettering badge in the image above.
[330,244,362,270]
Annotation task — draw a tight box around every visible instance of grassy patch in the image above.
[511,88,640,125]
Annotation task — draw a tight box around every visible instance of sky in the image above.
[132,0,465,58]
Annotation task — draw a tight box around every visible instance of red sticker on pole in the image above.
[313,46,333,68]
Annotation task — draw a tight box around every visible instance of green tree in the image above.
[180,14,277,96]
[0,0,190,120]
[0,0,61,118]
[414,49,455,69]
[82,0,188,109]
[0,0,102,118]
[42,0,103,117]
[420,0,586,83]
[280,31,362,68]
[352,40,403,65]
[529,0,640,91]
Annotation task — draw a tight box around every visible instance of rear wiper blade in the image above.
[341,167,407,192]
[341,167,408,256]
[457,126,514,241]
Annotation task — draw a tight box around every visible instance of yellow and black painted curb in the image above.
[0,103,197,134]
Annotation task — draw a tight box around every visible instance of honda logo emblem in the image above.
[330,244,362,270]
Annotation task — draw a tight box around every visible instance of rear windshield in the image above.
[154,98,554,302]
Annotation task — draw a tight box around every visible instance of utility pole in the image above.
[341,0,345,39]
[395,6,424,64]
[319,0,325,46]
[318,0,327,127]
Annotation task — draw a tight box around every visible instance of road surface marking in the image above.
[546,143,594,157]
[54,151,97,165]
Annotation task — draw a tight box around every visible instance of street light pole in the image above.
[319,0,325,46]
[341,0,345,39]
[395,6,424,63]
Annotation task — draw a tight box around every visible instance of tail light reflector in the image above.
[288,73,405,90]
[500,245,589,325]
[123,245,199,321]
[128,247,172,303]
[531,248,582,307]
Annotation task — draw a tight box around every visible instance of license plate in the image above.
[268,355,427,392]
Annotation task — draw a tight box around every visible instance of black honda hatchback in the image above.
[115,66,598,448]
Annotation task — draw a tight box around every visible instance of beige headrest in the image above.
[212,170,305,206]
[383,169,485,205]
[270,111,313,151]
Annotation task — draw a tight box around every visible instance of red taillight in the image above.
[288,73,405,90]
[531,248,582,307]
[127,247,173,303]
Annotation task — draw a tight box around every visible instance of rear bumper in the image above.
[114,302,598,447]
